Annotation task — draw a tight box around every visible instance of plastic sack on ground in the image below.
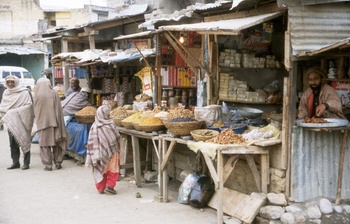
[188,174,215,208]
[178,172,200,204]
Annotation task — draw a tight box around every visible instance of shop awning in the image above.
[158,11,284,35]
[0,45,47,55]
[113,31,158,41]
[50,48,155,65]
[297,38,350,57]
[51,49,103,64]
[33,35,62,42]
[107,48,155,63]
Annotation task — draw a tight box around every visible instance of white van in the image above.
[0,66,35,88]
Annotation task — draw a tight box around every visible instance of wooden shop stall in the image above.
[49,47,156,163]
[150,7,290,222]
[280,0,350,204]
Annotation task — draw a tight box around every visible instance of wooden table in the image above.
[116,127,163,200]
[161,135,281,223]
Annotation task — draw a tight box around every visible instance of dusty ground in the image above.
[0,127,217,224]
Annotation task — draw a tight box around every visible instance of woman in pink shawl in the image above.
[34,77,69,171]
[85,105,120,194]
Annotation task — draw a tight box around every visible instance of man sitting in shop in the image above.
[61,87,92,125]
[66,77,81,97]
[298,66,345,119]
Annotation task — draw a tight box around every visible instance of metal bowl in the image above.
[238,107,263,119]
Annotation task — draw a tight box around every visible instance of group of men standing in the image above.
[0,76,90,171]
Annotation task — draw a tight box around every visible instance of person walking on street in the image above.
[34,77,69,171]
[0,75,34,170]
[85,105,120,194]
[0,83,6,131]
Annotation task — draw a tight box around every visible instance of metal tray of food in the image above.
[296,118,349,128]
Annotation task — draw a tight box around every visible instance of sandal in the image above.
[44,167,53,171]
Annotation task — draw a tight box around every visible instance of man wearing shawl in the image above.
[298,66,345,119]
[61,87,91,125]
[34,77,69,171]
[0,75,34,170]
[85,105,120,194]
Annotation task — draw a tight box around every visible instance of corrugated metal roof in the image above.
[292,126,350,202]
[289,3,350,57]
[0,45,46,55]
[139,0,234,29]
[113,31,158,40]
[299,38,350,56]
[158,12,284,35]
[277,0,349,7]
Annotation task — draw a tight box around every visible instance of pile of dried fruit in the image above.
[76,106,97,116]
[168,117,197,122]
[206,129,245,145]
[166,108,194,120]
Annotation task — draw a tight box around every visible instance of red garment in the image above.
[95,172,119,193]
[307,92,315,118]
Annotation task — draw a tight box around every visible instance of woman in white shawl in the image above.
[34,77,69,171]
[0,75,34,170]
[85,105,120,194]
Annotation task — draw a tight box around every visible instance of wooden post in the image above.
[336,130,348,204]
[217,149,224,224]
[131,136,142,187]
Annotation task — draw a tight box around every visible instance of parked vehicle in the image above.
[0,66,35,88]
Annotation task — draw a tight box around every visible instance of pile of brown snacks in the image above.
[166,108,194,120]
[206,129,246,145]
[76,106,97,116]
[110,107,128,118]
[123,112,142,122]
[140,117,163,126]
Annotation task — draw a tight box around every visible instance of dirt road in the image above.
[0,127,217,224]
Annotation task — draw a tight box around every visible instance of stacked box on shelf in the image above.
[235,80,248,101]
[219,49,241,68]
[219,73,230,100]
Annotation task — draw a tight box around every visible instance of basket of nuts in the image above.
[75,106,97,124]
[164,117,205,136]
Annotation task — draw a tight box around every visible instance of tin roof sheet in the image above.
[0,45,46,55]
[289,3,350,56]
[158,12,284,35]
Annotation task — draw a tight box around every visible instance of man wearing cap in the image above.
[66,77,81,97]
[61,86,92,125]
[298,66,345,119]
[0,75,34,170]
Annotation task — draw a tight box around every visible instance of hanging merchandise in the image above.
[135,67,153,97]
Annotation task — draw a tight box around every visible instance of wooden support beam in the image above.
[202,153,219,189]
[246,155,262,192]
[161,140,176,171]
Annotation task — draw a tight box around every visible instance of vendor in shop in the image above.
[298,66,345,119]
[61,87,92,125]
